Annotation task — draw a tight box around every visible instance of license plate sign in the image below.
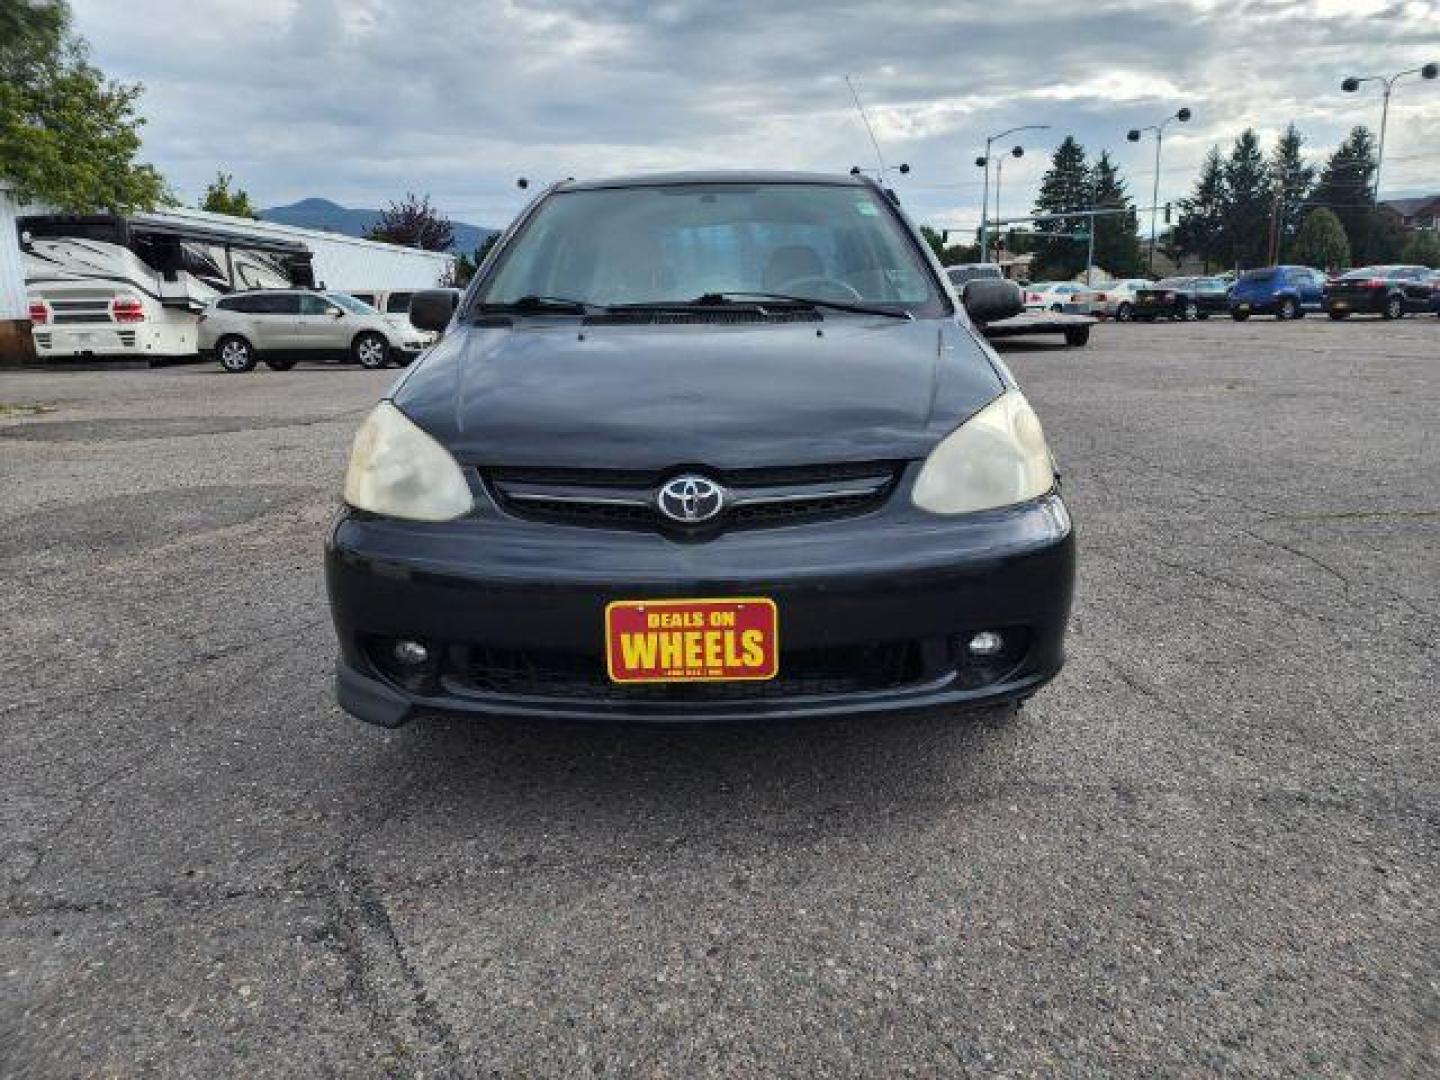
[605,598,778,683]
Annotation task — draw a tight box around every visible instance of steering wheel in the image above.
[772,275,864,302]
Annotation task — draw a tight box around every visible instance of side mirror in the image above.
[409,289,459,332]
[328,306,344,318]
[961,279,1023,324]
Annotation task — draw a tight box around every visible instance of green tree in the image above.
[1269,123,1314,257]
[1400,229,1440,268]
[200,171,258,219]
[1288,208,1351,271]
[1172,148,1227,271]
[1030,136,1090,279]
[451,233,502,286]
[919,226,978,266]
[1309,126,1378,261]
[1221,128,1270,269]
[0,0,168,212]
[1087,151,1142,276]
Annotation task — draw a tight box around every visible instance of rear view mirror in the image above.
[961,279,1023,324]
[409,290,459,332]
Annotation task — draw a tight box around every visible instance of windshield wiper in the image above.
[476,294,603,316]
[689,292,913,319]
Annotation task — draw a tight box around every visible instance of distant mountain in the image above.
[259,197,498,255]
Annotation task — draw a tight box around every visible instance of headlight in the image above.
[911,391,1055,514]
[343,400,472,521]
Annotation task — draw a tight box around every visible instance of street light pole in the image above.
[1342,63,1438,201]
[993,145,1024,263]
[1127,107,1191,274]
[977,124,1049,263]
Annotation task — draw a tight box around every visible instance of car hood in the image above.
[393,317,1005,470]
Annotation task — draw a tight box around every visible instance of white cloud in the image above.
[69,0,1440,232]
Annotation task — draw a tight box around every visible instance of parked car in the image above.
[1023,281,1101,314]
[326,170,1075,728]
[964,278,1097,346]
[346,288,440,344]
[945,263,1005,288]
[198,289,428,372]
[1088,278,1152,321]
[1322,265,1435,319]
[1228,265,1327,320]
[1132,276,1230,321]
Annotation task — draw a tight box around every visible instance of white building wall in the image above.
[0,186,28,321]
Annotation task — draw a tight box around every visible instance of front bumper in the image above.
[325,490,1076,726]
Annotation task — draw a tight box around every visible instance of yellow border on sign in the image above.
[604,597,780,683]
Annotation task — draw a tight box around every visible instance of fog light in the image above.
[967,631,1004,657]
[392,639,430,666]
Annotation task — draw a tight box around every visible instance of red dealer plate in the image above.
[605,598,778,683]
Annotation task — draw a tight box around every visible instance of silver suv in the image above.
[198,290,427,372]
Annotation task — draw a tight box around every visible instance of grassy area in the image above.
[0,402,55,418]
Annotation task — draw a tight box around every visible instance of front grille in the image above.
[49,299,113,324]
[442,640,924,702]
[485,461,901,534]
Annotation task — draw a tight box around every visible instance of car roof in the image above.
[555,170,867,192]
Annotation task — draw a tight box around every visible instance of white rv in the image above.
[22,214,314,361]
[20,208,455,362]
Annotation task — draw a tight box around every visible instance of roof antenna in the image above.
[845,74,888,183]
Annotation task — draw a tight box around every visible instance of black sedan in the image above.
[1323,265,1435,319]
[326,171,1075,727]
[1131,277,1231,321]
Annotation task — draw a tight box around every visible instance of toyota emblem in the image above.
[656,475,726,524]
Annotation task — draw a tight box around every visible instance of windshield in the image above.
[478,183,945,315]
[329,293,378,315]
[1156,277,1192,288]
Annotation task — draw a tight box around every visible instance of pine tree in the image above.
[1030,136,1090,279]
[1221,128,1270,269]
[1289,208,1350,271]
[1308,127,1377,262]
[1269,124,1314,258]
[1173,148,1227,271]
[1087,151,1142,276]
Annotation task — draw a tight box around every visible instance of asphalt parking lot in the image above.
[2,317,1437,1077]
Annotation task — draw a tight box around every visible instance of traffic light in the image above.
[1163,202,1172,224]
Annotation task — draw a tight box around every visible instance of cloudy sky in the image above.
[72,0,1440,234]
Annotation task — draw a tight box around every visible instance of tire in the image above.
[217,335,256,373]
[1181,300,1199,321]
[1328,310,1349,320]
[1064,326,1090,347]
[264,357,296,371]
[1116,302,1133,322]
[352,332,391,369]
[1230,310,1250,322]
[1276,297,1298,321]
[1382,295,1403,320]
[1050,303,1063,313]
